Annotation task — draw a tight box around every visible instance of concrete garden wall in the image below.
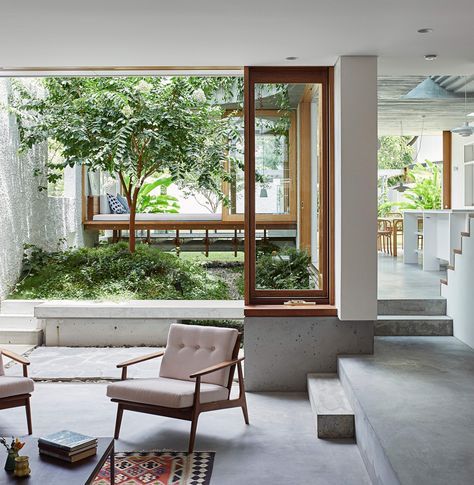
[0,78,88,300]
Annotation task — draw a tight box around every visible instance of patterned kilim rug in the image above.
[93,451,215,485]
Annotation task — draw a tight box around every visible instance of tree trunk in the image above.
[128,192,139,253]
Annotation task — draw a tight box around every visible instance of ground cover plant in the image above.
[11,243,230,301]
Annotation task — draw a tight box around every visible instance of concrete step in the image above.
[307,373,355,439]
[0,329,43,345]
[0,300,43,315]
[378,299,446,316]
[375,315,453,336]
[0,315,40,329]
[338,337,474,485]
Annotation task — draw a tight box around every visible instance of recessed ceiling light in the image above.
[424,54,437,61]
[418,28,434,34]
[285,56,298,61]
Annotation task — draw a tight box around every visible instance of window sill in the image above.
[244,304,338,317]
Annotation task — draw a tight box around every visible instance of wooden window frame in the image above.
[222,109,297,223]
[244,66,334,306]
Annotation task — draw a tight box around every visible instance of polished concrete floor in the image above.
[0,383,371,485]
[340,337,474,485]
[6,346,165,380]
[378,252,446,299]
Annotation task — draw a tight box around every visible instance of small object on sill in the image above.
[283,300,317,306]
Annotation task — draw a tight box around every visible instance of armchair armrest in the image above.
[116,351,165,369]
[2,349,30,377]
[117,350,165,380]
[190,357,244,379]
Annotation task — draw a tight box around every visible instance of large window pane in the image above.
[253,82,325,292]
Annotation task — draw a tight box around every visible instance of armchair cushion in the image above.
[0,376,34,399]
[159,324,238,386]
[107,377,229,408]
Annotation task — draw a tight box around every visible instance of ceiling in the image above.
[1,0,474,75]
[378,76,474,134]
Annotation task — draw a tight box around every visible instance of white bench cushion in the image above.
[93,213,222,221]
[159,324,238,386]
[106,377,229,408]
[0,352,4,376]
[0,376,34,398]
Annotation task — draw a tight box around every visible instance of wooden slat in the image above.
[299,99,312,253]
[84,220,297,231]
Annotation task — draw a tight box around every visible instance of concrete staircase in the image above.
[376,298,452,336]
[307,298,453,444]
[0,300,43,345]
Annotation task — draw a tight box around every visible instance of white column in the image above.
[334,56,378,320]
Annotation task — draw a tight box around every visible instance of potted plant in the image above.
[1,437,25,472]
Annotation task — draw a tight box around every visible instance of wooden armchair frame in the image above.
[0,350,33,434]
[112,333,248,453]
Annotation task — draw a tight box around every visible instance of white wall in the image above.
[0,79,87,300]
[413,135,442,164]
[334,56,378,320]
[442,229,474,349]
[451,132,474,209]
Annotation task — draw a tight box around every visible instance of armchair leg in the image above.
[188,411,200,454]
[241,400,250,425]
[237,362,249,425]
[114,404,124,439]
[25,397,33,435]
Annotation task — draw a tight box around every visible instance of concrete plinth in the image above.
[244,316,374,391]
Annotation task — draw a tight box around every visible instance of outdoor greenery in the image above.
[11,243,230,301]
[10,241,316,299]
[377,136,414,169]
[378,160,442,215]
[11,77,242,252]
[398,160,442,210]
[133,175,179,214]
[256,247,313,290]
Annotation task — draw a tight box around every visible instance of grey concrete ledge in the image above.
[34,299,244,320]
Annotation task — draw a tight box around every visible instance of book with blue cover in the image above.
[38,430,97,452]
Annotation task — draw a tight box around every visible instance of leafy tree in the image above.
[11,76,238,252]
[378,136,414,169]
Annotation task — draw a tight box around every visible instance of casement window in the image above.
[244,67,333,306]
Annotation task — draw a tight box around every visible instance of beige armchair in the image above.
[0,349,34,434]
[107,323,248,452]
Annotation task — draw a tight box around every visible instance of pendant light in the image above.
[451,77,474,137]
[394,123,410,192]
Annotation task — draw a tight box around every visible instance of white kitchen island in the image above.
[403,209,474,270]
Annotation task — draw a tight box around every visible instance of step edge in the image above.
[337,358,402,485]
[307,373,354,416]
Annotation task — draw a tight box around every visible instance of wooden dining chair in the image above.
[377,219,393,255]
[387,212,403,249]
[107,324,248,453]
[0,349,34,435]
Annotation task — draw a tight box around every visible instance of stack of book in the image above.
[38,430,98,463]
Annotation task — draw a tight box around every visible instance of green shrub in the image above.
[11,243,230,300]
[255,247,312,290]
